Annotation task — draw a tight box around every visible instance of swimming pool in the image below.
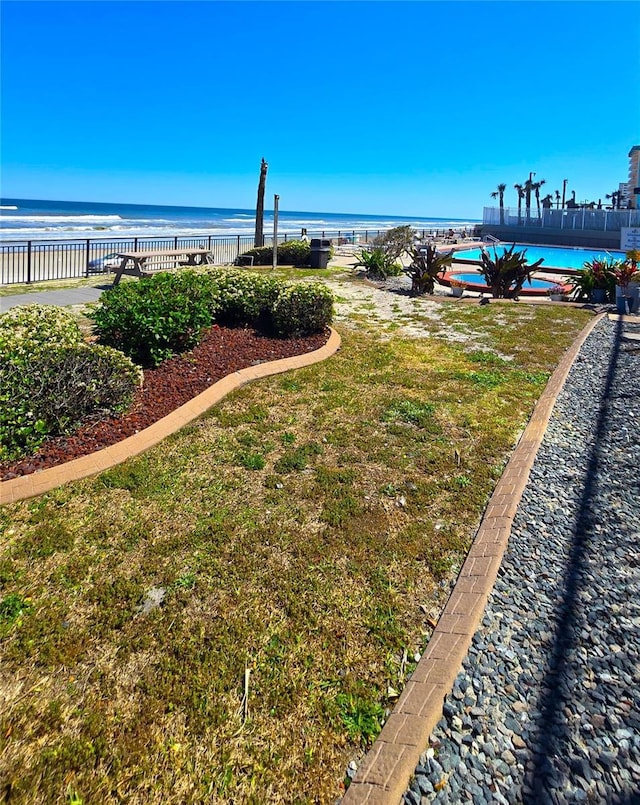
[452,243,626,271]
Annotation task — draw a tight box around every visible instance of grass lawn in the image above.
[0,281,593,803]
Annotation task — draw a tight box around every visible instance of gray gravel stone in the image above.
[403,317,640,803]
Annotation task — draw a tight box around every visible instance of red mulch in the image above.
[1,325,330,481]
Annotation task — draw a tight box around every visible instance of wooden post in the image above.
[255,157,268,248]
[272,194,279,271]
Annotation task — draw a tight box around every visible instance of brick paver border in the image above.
[342,313,605,804]
[1,328,341,504]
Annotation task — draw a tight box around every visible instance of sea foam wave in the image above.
[0,214,124,223]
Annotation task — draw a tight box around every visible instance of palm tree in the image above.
[605,190,619,210]
[490,183,507,225]
[554,190,561,209]
[254,157,268,247]
[523,177,536,223]
[514,183,525,225]
[533,179,546,218]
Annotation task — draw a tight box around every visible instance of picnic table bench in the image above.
[112,248,212,285]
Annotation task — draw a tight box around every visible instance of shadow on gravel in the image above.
[523,317,638,804]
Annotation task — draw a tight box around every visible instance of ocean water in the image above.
[0,198,480,242]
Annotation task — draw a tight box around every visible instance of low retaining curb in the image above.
[342,313,604,804]
[1,328,341,504]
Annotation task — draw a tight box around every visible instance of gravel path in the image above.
[404,316,640,805]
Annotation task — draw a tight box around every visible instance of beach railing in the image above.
[0,227,470,286]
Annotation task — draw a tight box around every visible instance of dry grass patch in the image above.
[0,304,592,803]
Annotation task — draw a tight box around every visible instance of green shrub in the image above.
[355,226,415,280]
[28,344,142,433]
[204,268,280,326]
[89,270,220,366]
[355,248,403,280]
[1,334,141,462]
[0,305,82,366]
[238,240,311,267]
[0,306,85,459]
[372,225,416,262]
[271,283,334,337]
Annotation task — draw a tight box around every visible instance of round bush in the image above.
[0,341,142,462]
[271,283,334,337]
[204,268,280,326]
[89,270,221,366]
[0,304,82,367]
[29,343,143,433]
[238,240,311,267]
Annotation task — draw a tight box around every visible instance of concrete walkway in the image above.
[0,285,106,312]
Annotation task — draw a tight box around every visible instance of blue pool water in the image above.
[449,272,557,290]
[452,243,626,270]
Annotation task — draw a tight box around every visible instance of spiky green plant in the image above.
[403,244,453,296]
[477,245,544,299]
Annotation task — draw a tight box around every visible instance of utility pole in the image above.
[272,194,279,271]
[562,179,568,209]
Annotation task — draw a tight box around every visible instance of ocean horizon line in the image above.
[0,198,482,243]
[0,197,480,223]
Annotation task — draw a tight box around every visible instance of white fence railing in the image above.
[483,206,640,231]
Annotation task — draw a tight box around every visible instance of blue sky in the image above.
[1,1,639,217]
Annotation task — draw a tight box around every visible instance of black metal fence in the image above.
[0,226,469,286]
[0,230,357,285]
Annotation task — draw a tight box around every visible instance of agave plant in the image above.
[403,244,453,296]
[355,247,403,280]
[477,244,544,299]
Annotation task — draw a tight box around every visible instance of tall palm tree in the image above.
[555,190,561,209]
[523,178,536,223]
[533,179,546,218]
[514,183,525,225]
[605,190,619,210]
[490,183,507,225]
[254,157,268,247]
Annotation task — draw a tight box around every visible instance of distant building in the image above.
[624,145,640,209]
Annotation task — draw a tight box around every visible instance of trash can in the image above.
[310,238,331,269]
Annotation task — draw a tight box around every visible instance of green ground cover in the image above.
[0,281,592,803]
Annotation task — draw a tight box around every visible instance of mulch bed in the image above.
[1,325,329,481]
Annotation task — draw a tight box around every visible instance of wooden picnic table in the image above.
[112,248,212,285]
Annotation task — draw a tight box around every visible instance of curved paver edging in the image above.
[0,328,341,504]
[342,313,605,805]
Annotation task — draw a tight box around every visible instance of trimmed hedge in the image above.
[0,306,142,461]
[238,240,311,267]
[0,304,83,363]
[90,268,334,365]
[89,270,221,366]
[0,272,334,462]
[271,282,334,337]
[204,268,280,326]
